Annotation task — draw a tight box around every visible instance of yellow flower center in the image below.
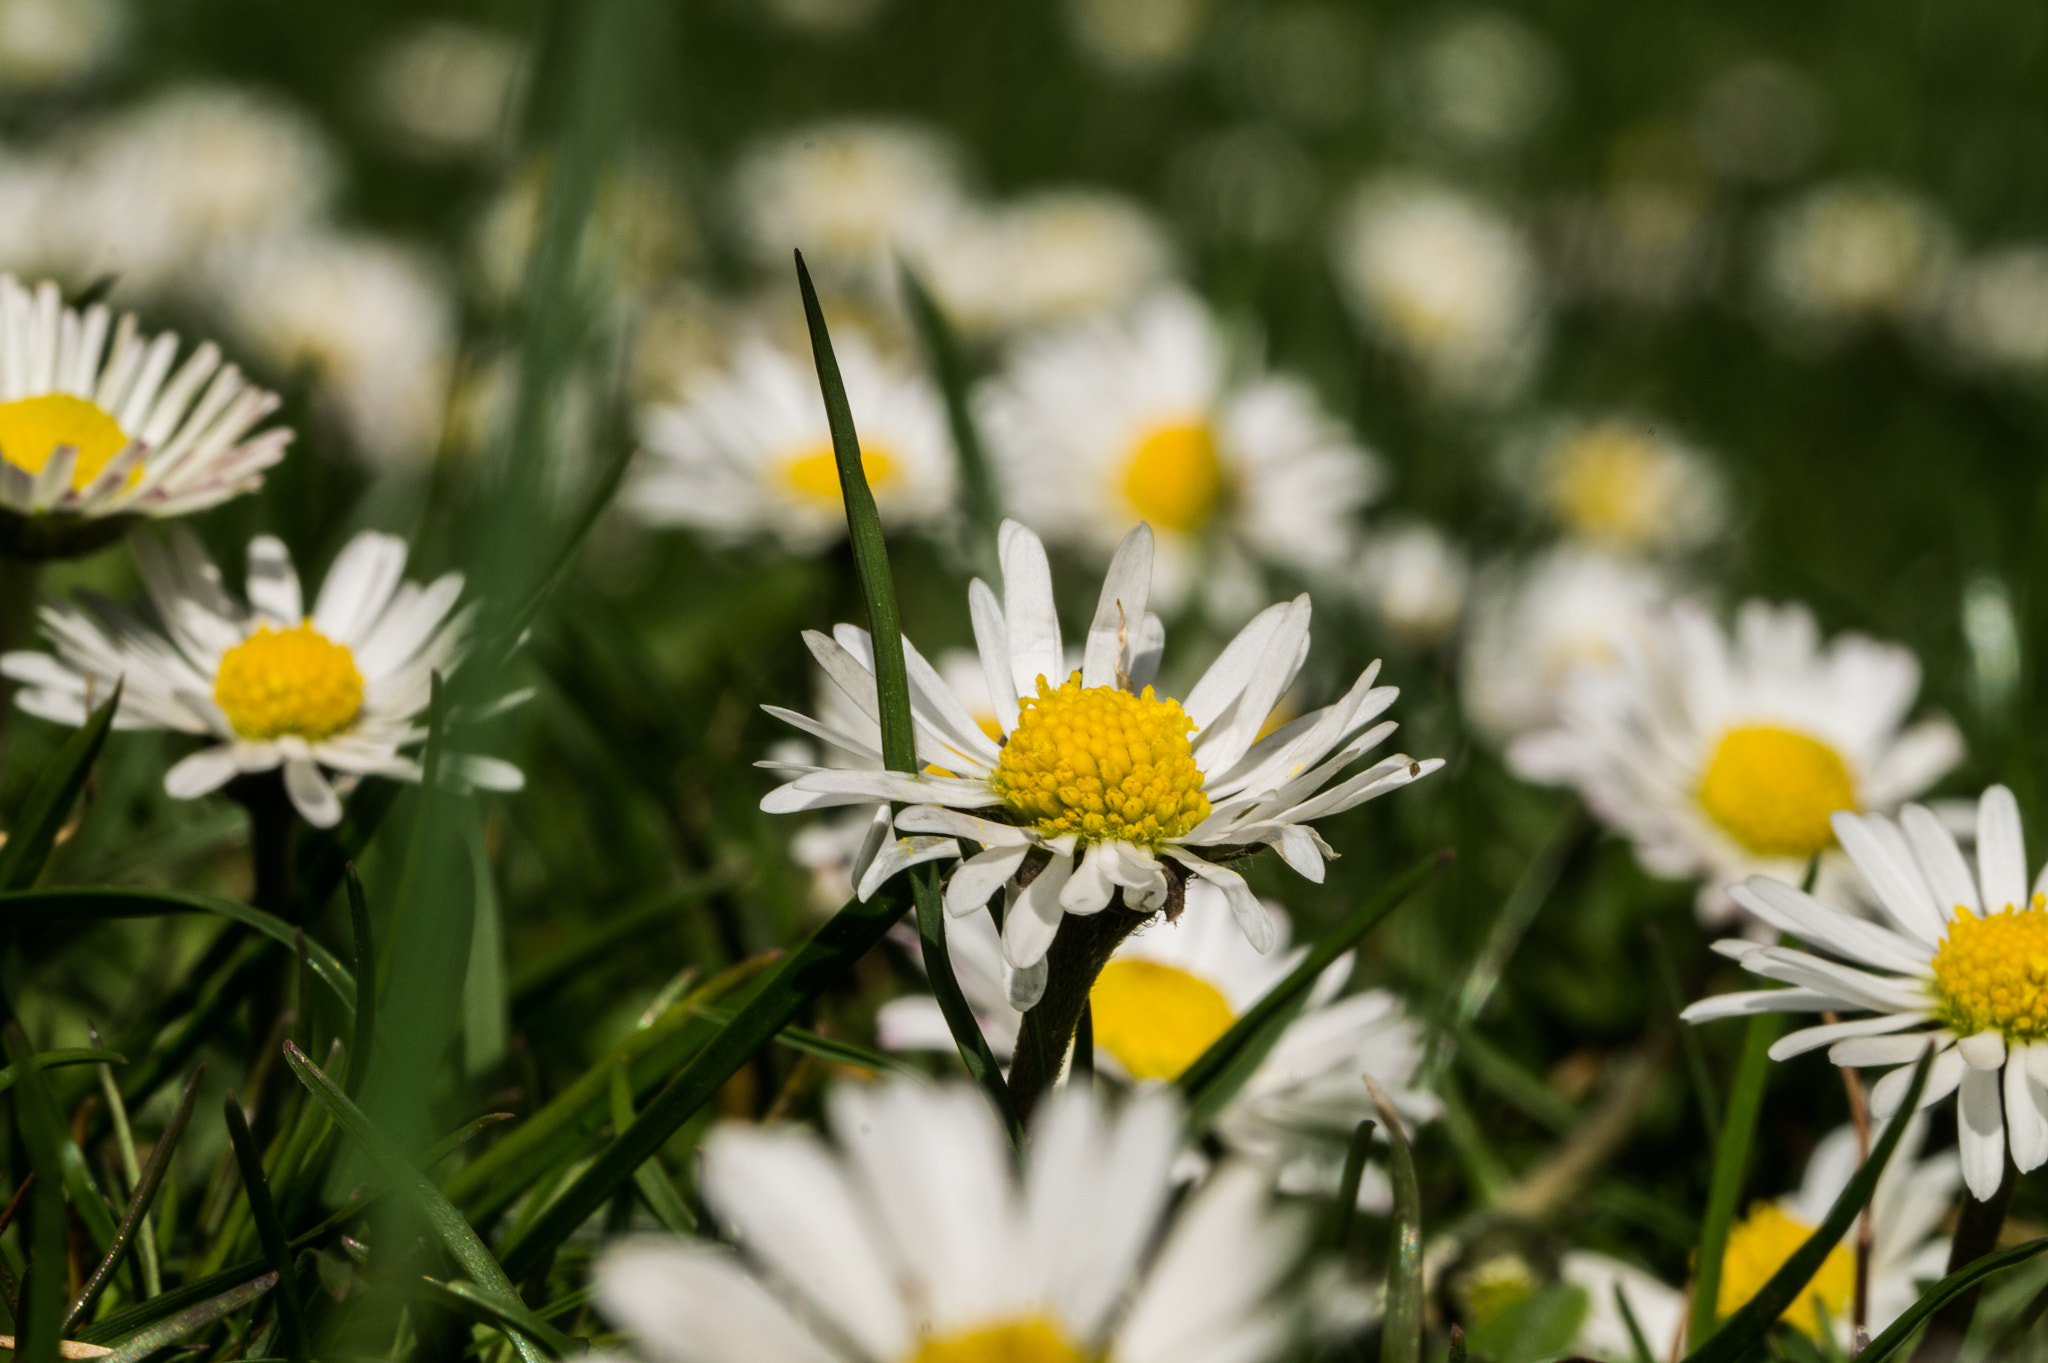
[1697,725,1856,859]
[1122,421,1222,534]
[991,672,1210,848]
[213,622,365,742]
[1088,959,1236,1081]
[1717,1203,1855,1340]
[906,1318,1086,1363]
[0,394,134,490]
[1931,898,2048,1039]
[1549,425,1665,549]
[780,443,897,505]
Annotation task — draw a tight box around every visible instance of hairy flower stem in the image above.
[1007,897,1153,1124]
[1908,1153,2016,1363]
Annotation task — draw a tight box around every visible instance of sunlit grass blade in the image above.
[497,880,912,1279]
[1369,1077,1423,1363]
[419,1278,580,1358]
[608,1064,695,1234]
[1179,849,1450,1122]
[899,259,1001,548]
[0,683,120,891]
[279,1041,547,1363]
[421,1113,516,1173]
[94,1273,277,1363]
[66,1067,202,1330]
[1681,1046,1932,1363]
[1326,1119,1376,1251]
[1689,1010,1781,1346]
[6,1025,72,1363]
[221,1094,307,1363]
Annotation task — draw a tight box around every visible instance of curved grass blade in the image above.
[6,1026,71,1363]
[221,1095,306,1363]
[1688,1011,1780,1346]
[1369,1078,1423,1363]
[1681,1047,1932,1363]
[1852,1239,2048,1362]
[1179,849,1450,1121]
[66,1068,203,1330]
[89,1040,157,1299]
[421,1113,515,1173]
[419,1278,579,1358]
[607,1064,695,1234]
[95,1273,276,1363]
[1326,1119,1376,1251]
[0,1049,123,1095]
[279,1042,547,1363]
[0,684,120,892]
[899,259,1000,547]
[688,1004,920,1077]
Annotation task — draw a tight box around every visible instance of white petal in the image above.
[1870,1044,1963,1119]
[1182,601,1291,733]
[1978,785,2029,912]
[163,745,241,799]
[1901,802,1980,918]
[967,578,1021,735]
[856,835,957,901]
[1958,1066,2007,1201]
[1827,1031,1945,1067]
[1059,843,1119,915]
[1004,854,1073,969]
[282,759,343,828]
[999,519,1063,698]
[1834,811,1947,945]
[311,531,409,645]
[1007,955,1048,1010]
[1729,877,1931,977]
[1681,987,1838,1023]
[1081,523,1152,690]
[945,845,1033,918]
[1960,1030,2007,1070]
[1770,1012,1928,1060]
[1168,852,1275,954]
[245,535,303,623]
[895,806,1033,845]
[2009,1053,2048,1174]
[593,1240,837,1363]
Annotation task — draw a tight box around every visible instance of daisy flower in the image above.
[1757,180,1954,341]
[977,289,1383,614]
[1680,785,2048,1201]
[879,884,1438,1207]
[0,276,291,539]
[1939,244,2048,377]
[1,528,522,827]
[1504,414,1726,558]
[629,331,954,552]
[1510,598,1961,917]
[1356,521,1469,651]
[761,518,1442,999]
[595,1080,1313,1363]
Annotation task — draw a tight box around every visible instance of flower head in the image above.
[1505,414,1726,558]
[1758,180,1954,339]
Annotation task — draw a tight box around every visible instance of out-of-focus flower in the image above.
[4,529,522,827]
[1357,522,1468,650]
[761,520,1440,1004]
[1757,180,1954,340]
[729,120,965,290]
[1220,4,1369,128]
[1512,598,1962,919]
[881,888,1438,1207]
[1067,0,1209,76]
[0,151,61,277]
[1549,179,1722,310]
[1460,547,1669,745]
[761,0,890,37]
[471,153,696,310]
[0,276,289,534]
[0,0,123,93]
[596,1082,1313,1363]
[1506,415,1727,557]
[628,331,953,551]
[1683,785,2047,1204]
[205,232,456,474]
[979,288,1382,614]
[1566,1117,1954,1357]
[1691,60,1825,187]
[50,85,338,299]
[1939,244,2048,376]
[1385,8,1560,157]
[365,21,526,161]
[913,190,1175,339]
[1331,176,1545,404]
[1172,124,1319,247]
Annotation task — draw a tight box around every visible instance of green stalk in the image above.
[1689,1010,1783,1347]
[1369,1078,1424,1363]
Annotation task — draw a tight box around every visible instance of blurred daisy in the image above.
[596,1081,1312,1363]
[0,0,124,92]
[762,519,1441,998]
[628,331,954,551]
[1758,180,1954,340]
[1356,521,1469,650]
[1330,176,1545,403]
[1385,9,1560,158]
[365,21,526,161]
[2,529,521,827]
[1565,1117,1954,1357]
[1512,598,1961,916]
[979,288,1383,613]
[1939,244,2048,377]
[0,276,290,529]
[1067,0,1210,76]
[1681,786,2048,1204]
[1460,547,1669,745]
[1507,415,1727,557]
[880,886,1439,1206]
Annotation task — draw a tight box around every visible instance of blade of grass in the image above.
[421,1114,516,1173]
[95,1273,276,1363]
[479,440,636,668]
[6,1025,70,1363]
[66,1068,203,1330]
[607,1065,695,1234]
[462,809,509,1078]
[685,1005,918,1078]
[1689,1011,1781,1347]
[0,1050,123,1095]
[347,864,374,1100]
[1647,921,1721,1146]
[419,1278,579,1358]
[1179,849,1451,1120]
[1614,1283,1656,1363]
[899,260,1000,549]
[1369,1078,1423,1363]
[1326,1119,1376,1251]
[509,874,730,1004]
[1853,1239,2048,1363]
[87,1037,156,1299]
[221,1095,307,1363]
[0,685,120,891]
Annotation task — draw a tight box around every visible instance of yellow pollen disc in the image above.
[991,672,1210,848]
[1549,425,1666,549]
[780,443,897,505]
[906,1318,1086,1363]
[1089,959,1237,1081]
[1932,897,2048,1040]
[1717,1203,1855,1340]
[213,622,365,742]
[0,394,134,490]
[1122,421,1223,534]
[1696,725,1856,859]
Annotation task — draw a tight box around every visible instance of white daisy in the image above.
[1565,1116,1955,1358]
[1,528,522,828]
[1938,243,2048,377]
[1757,180,1954,341]
[594,1080,1312,1363]
[1356,521,1469,651]
[1459,546,1670,745]
[1065,0,1209,75]
[1680,785,2048,1202]
[0,0,124,92]
[629,331,954,552]
[977,288,1383,614]
[364,21,527,162]
[879,885,1438,1207]
[1504,414,1726,558]
[1328,176,1545,404]
[0,276,290,530]
[1511,598,1962,918]
[761,518,1442,998]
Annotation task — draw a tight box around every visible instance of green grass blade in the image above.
[1326,1119,1376,1251]
[479,439,636,668]
[291,780,398,921]
[509,875,730,1004]
[899,259,1001,548]
[0,683,120,891]
[1369,1078,1424,1363]
[462,809,509,1078]
[1615,1282,1657,1363]
[279,1042,547,1363]
[0,1049,123,1095]
[497,880,913,1279]
[419,1278,580,1358]
[95,1273,278,1363]
[1689,1010,1781,1346]
[1178,849,1450,1119]
[1682,1047,1933,1363]
[90,1040,158,1299]
[346,864,374,1100]
[1647,921,1722,1147]
[66,1067,203,1330]
[421,1114,516,1174]
[685,1005,920,1078]
[1874,1238,2048,1363]
[221,1095,307,1363]
[607,1065,696,1234]
[909,865,1020,1135]
[6,1025,72,1363]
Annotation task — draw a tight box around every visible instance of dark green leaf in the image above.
[222,1095,307,1363]
[6,1025,71,1363]
[96,1273,277,1363]
[1853,1237,2048,1362]
[1370,1078,1424,1363]
[607,1065,695,1234]
[418,1278,582,1358]
[67,1067,203,1330]
[0,684,120,891]
[0,1049,123,1096]
[347,864,374,1099]
[1689,1010,1781,1346]
[1326,1119,1376,1251]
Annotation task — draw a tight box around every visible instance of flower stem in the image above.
[1006,898,1152,1124]
[1907,1152,2016,1363]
